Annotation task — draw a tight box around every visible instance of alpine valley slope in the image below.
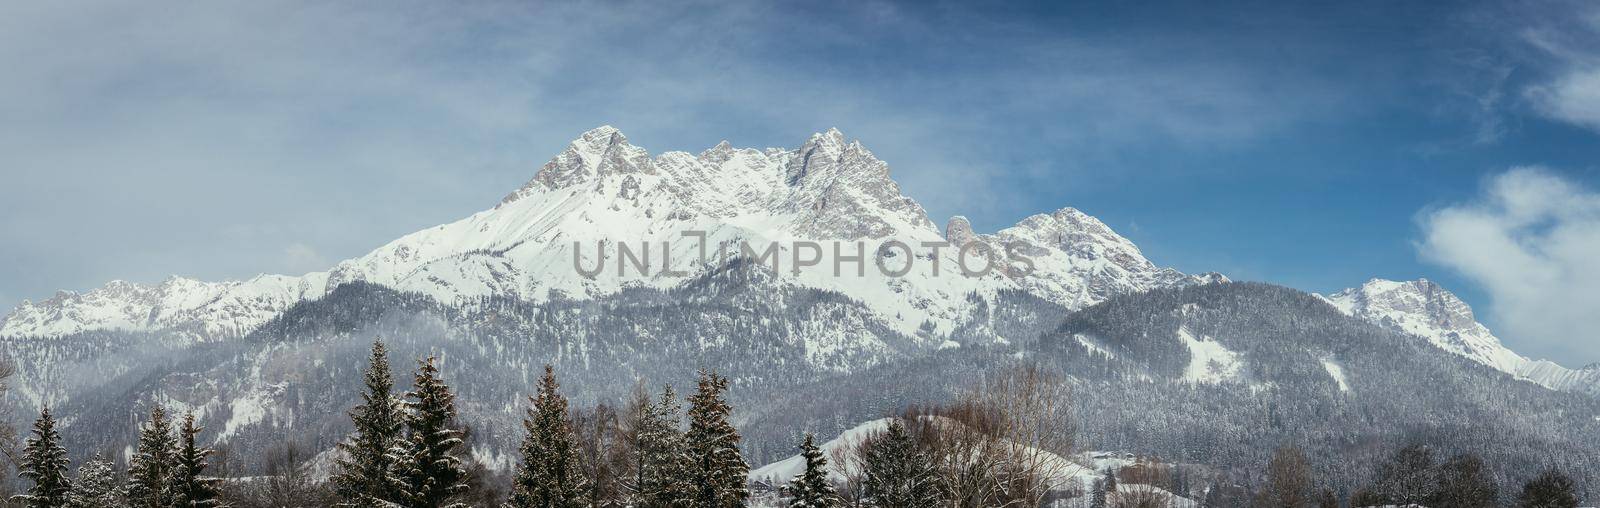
[735,282,1600,500]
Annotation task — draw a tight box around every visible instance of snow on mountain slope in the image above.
[0,274,330,340]
[749,417,1082,483]
[1177,327,1243,385]
[1324,278,1600,395]
[2,126,1210,344]
[751,417,1196,507]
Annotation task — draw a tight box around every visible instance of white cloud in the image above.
[1521,4,1600,133]
[1528,70,1600,131]
[1419,168,1600,363]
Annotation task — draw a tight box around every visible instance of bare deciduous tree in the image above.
[980,363,1080,506]
[885,363,1081,508]
[1114,459,1174,508]
[827,432,873,508]
[1255,446,1313,507]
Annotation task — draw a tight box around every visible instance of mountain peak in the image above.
[3,126,1205,344]
[1327,278,1529,373]
[812,127,846,144]
[1337,278,1478,331]
[796,128,849,160]
[945,216,977,247]
[502,125,654,202]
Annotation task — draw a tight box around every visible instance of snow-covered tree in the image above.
[125,407,177,508]
[785,433,837,508]
[67,453,122,508]
[1090,478,1107,508]
[333,339,404,507]
[637,385,693,507]
[168,413,221,508]
[686,370,747,508]
[862,419,939,507]
[14,406,72,507]
[1101,467,1118,502]
[389,356,470,508]
[508,365,586,507]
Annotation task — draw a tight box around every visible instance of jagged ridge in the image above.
[2,126,1210,346]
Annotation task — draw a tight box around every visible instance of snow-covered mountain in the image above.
[6,126,1591,401]
[1,126,1216,343]
[1324,278,1600,396]
[5,127,1599,497]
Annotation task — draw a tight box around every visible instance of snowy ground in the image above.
[750,418,1198,507]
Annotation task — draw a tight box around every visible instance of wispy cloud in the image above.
[1419,168,1600,365]
[1518,2,1600,133]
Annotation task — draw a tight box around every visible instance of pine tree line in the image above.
[326,340,752,508]
[7,404,219,508]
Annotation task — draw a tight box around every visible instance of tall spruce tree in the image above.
[333,339,404,507]
[14,406,71,507]
[1102,467,1118,497]
[168,413,221,508]
[785,433,837,508]
[638,385,693,507]
[389,356,470,508]
[67,453,123,508]
[686,370,748,508]
[125,407,177,508]
[861,419,939,507]
[508,365,587,508]
[1089,478,1107,508]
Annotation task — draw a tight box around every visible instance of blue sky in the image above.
[2,0,1599,363]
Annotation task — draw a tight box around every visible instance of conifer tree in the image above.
[638,385,693,507]
[620,385,653,505]
[862,419,939,507]
[686,370,748,508]
[125,407,177,508]
[389,356,470,508]
[508,365,587,508]
[14,406,71,507]
[67,453,123,508]
[333,339,404,507]
[1102,467,1118,497]
[785,433,837,508]
[1089,478,1107,508]
[169,413,221,508]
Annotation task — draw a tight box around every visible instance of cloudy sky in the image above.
[2,0,1599,364]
